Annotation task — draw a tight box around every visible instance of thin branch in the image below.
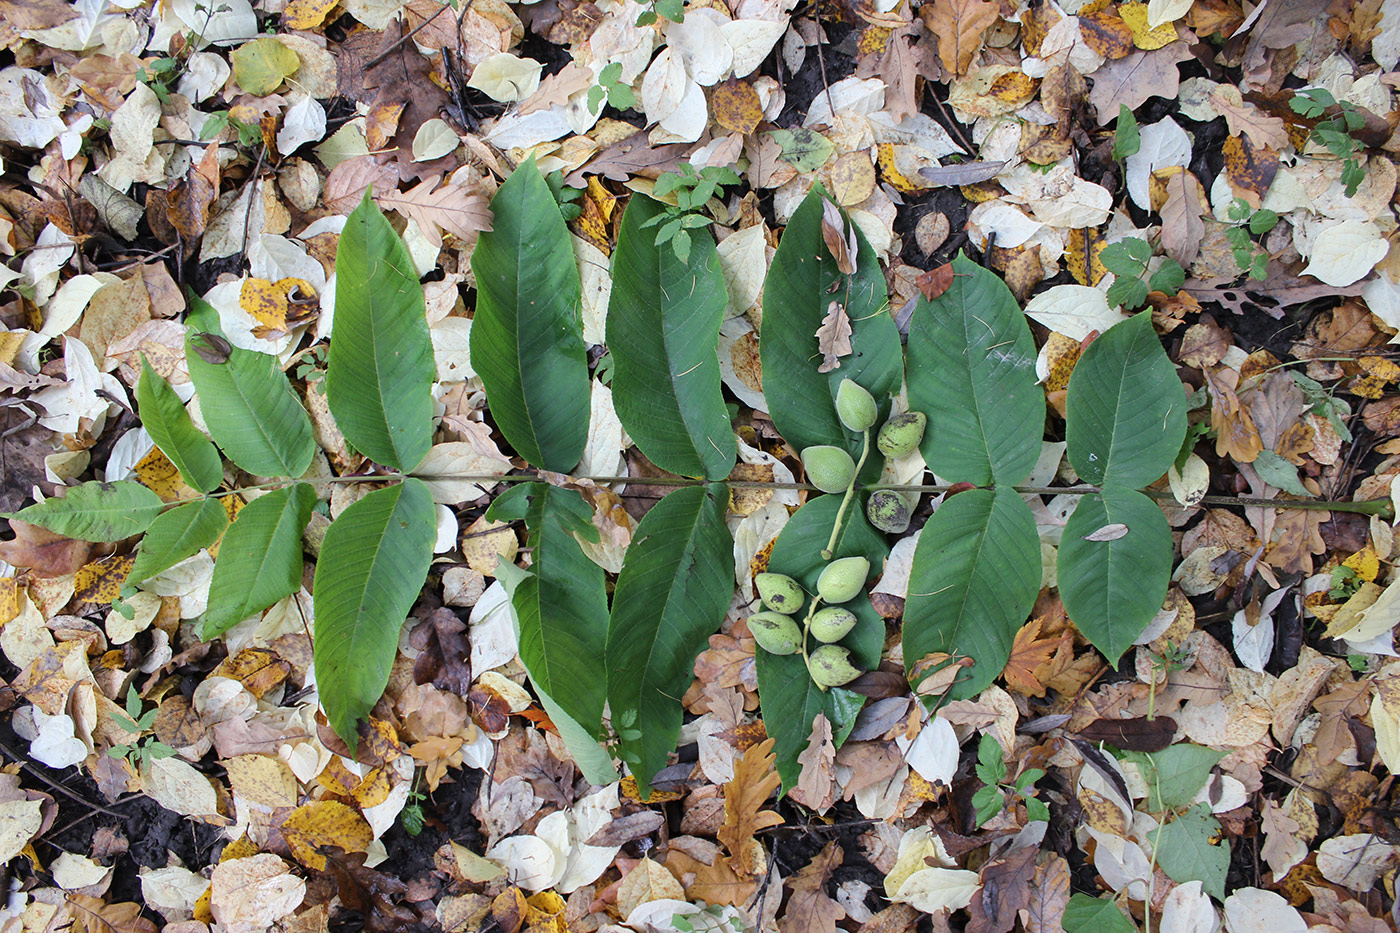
[0,738,133,819]
[364,3,454,71]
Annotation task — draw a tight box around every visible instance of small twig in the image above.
[928,85,976,155]
[0,739,132,819]
[364,3,454,70]
[236,144,267,270]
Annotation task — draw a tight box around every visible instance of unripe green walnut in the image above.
[802,445,856,494]
[808,644,862,688]
[835,379,878,432]
[809,606,857,643]
[755,572,804,615]
[749,611,803,655]
[816,556,869,604]
[866,490,912,534]
[877,412,928,458]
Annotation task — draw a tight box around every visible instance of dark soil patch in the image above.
[379,766,485,884]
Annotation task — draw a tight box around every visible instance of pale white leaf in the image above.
[722,19,788,78]
[1316,833,1397,892]
[52,852,110,891]
[666,10,731,86]
[1161,880,1219,933]
[210,855,306,933]
[412,442,510,504]
[968,200,1043,248]
[1126,118,1193,210]
[0,800,43,863]
[143,755,221,819]
[898,715,958,786]
[1023,284,1127,340]
[276,94,326,155]
[892,867,980,914]
[1222,888,1306,933]
[1302,219,1388,287]
[467,54,543,103]
[1147,0,1194,28]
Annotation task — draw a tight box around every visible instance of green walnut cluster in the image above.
[750,560,869,689]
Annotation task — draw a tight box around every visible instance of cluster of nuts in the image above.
[749,560,869,688]
[747,379,929,689]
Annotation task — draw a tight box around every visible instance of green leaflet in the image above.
[606,483,733,797]
[1066,311,1187,488]
[1058,485,1173,665]
[608,195,735,480]
[128,497,227,584]
[758,495,887,791]
[471,156,590,472]
[905,253,1043,486]
[136,358,223,493]
[760,188,902,466]
[184,298,316,479]
[203,483,316,638]
[327,192,435,472]
[314,478,435,745]
[1154,805,1229,900]
[4,481,164,542]
[486,482,609,738]
[903,487,1042,701]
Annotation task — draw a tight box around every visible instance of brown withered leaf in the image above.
[820,198,858,273]
[916,263,955,301]
[518,62,593,115]
[1211,89,1290,149]
[789,713,836,814]
[165,142,220,240]
[780,842,845,933]
[566,131,688,184]
[922,0,999,75]
[1024,854,1070,933]
[1223,134,1279,207]
[1204,367,1264,463]
[375,176,493,248]
[1001,619,1069,698]
[0,0,78,29]
[1078,10,1134,59]
[320,846,422,932]
[1264,506,1328,575]
[815,301,853,373]
[1087,43,1193,124]
[1073,716,1177,752]
[323,156,401,215]
[361,20,452,180]
[0,520,94,576]
[966,844,1037,933]
[410,607,472,694]
[717,736,783,875]
[1154,166,1207,269]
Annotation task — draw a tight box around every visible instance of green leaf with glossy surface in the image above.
[760,188,902,464]
[1154,805,1228,900]
[903,487,1041,701]
[4,481,163,541]
[314,478,435,744]
[486,482,609,738]
[327,192,435,472]
[1059,485,1172,665]
[184,299,315,479]
[608,196,735,480]
[758,495,887,790]
[203,483,316,637]
[1066,311,1186,487]
[905,253,1042,486]
[471,157,589,472]
[128,497,227,584]
[607,483,732,796]
[137,359,222,493]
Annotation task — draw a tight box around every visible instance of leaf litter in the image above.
[0,0,1398,928]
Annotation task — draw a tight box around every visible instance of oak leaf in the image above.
[789,713,836,813]
[717,736,783,875]
[375,175,493,249]
[815,301,853,374]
